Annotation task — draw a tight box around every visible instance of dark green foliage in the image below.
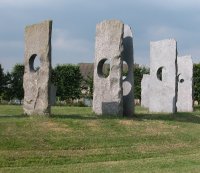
[134,66,149,99]
[193,63,200,102]
[52,64,83,101]
[10,64,24,104]
[0,64,4,95]
[1,72,13,101]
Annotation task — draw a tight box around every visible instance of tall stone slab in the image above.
[122,25,134,116]
[177,56,193,112]
[93,20,124,115]
[149,39,177,113]
[23,20,52,115]
[141,74,150,108]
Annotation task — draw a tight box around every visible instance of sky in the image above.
[0,0,200,71]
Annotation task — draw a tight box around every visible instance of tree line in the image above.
[0,64,83,104]
[1,63,200,105]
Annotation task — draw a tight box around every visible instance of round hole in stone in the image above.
[123,81,132,96]
[156,66,164,81]
[178,74,184,83]
[29,54,41,72]
[97,59,110,78]
[122,61,128,80]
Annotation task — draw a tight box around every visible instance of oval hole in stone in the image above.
[29,54,41,72]
[97,59,110,78]
[156,66,164,81]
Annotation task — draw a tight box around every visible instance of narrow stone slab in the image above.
[177,55,193,112]
[141,74,150,108]
[122,24,134,116]
[23,20,52,115]
[149,39,177,113]
[93,20,124,115]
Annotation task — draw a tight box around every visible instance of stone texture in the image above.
[23,20,52,115]
[50,84,57,106]
[149,39,177,113]
[93,20,124,115]
[141,74,150,108]
[176,55,193,112]
[122,24,134,116]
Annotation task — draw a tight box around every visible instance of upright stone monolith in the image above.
[149,39,177,113]
[93,20,124,115]
[176,55,193,112]
[23,20,52,115]
[141,74,150,108]
[93,20,134,116]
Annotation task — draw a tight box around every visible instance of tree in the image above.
[0,64,4,96]
[52,64,83,101]
[193,63,200,102]
[134,65,149,99]
[10,64,24,104]
[1,72,13,101]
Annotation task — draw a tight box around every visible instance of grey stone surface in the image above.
[141,74,150,108]
[93,20,124,115]
[93,20,134,116]
[23,20,52,115]
[50,84,57,106]
[177,55,193,112]
[122,24,134,116]
[149,39,177,113]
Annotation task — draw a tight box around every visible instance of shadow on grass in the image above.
[134,112,200,124]
[1,107,200,125]
[50,111,136,120]
[0,114,27,118]
[51,111,200,124]
[50,114,98,120]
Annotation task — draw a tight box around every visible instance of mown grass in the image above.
[0,105,200,172]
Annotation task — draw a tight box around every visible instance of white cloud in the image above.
[0,56,23,72]
[0,0,200,69]
[0,40,23,71]
[53,29,92,55]
[0,40,23,49]
[147,25,193,41]
[179,46,200,63]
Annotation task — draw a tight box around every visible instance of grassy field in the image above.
[0,105,200,172]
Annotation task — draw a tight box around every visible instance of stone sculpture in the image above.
[93,20,134,116]
[176,55,193,112]
[141,39,193,113]
[141,74,150,108]
[23,20,52,115]
[149,39,177,113]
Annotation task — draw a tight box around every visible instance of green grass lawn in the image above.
[0,105,200,173]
